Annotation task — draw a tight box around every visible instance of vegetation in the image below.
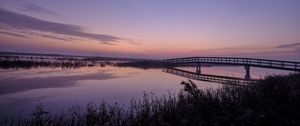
[0,55,110,69]
[0,54,145,69]
[115,60,164,69]
[0,60,97,69]
[1,73,300,126]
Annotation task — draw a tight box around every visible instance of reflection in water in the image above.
[163,68,259,85]
[0,68,119,95]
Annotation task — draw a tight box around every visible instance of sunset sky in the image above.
[0,0,300,60]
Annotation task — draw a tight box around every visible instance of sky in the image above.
[0,0,300,60]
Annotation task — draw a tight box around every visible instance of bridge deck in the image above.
[163,57,300,71]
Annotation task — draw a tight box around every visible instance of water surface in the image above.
[0,65,292,118]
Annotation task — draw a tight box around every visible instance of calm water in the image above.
[0,65,293,118]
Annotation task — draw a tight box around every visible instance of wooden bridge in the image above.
[163,68,258,85]
[163,57,300,82]
[163,57,300,71]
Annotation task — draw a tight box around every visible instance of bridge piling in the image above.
[196,63,201,74]
[245,65,251,80]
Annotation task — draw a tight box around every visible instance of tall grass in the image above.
[1,73,299,126]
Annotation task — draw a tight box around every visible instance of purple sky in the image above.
[0,0,299,60]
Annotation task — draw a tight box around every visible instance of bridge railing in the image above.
[164,57,300,71]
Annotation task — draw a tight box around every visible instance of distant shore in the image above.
[0,53,219,69]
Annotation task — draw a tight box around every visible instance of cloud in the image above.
[0,7,125,44]
[185,43,300,59]
[0,31,27,38]
[276,42,300,48]
[1,0,59,17]
[36,34,73,42]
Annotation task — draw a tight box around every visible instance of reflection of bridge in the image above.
[163,68,258,85]
[163,57,300,79]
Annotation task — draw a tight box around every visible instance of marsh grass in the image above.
[0,60,110,69]
[1,73,300,126]
[115,60,164,69]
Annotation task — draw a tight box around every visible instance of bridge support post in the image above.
[196,63,201,74]
[245,65,250,80]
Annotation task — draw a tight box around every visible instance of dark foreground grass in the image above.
[1,73,300,126]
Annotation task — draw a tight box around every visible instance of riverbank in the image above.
[1,73,299,126]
